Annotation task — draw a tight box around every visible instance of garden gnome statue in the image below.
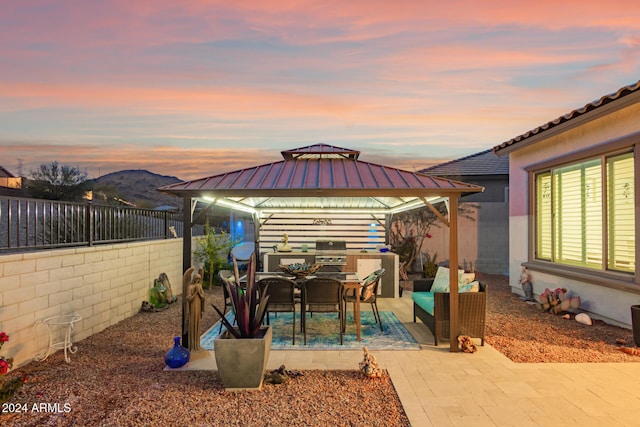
[519,266,534,301]
[183,267,205,351]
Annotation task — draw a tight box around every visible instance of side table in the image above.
[34,314,82,363]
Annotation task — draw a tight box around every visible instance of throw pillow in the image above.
[458,272,475,286]
[360,272,378,300]
[361,285,374,301]
[430,267,450,292]
[431,267,465,293]
[459,281,480,293]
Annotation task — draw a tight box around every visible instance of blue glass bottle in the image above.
[164,336,190,368]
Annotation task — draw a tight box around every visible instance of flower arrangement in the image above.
[0,332,12,375]
[0,331,25,405]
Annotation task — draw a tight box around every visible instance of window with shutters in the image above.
[534,151,635,273]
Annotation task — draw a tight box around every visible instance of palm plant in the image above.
[211,254,269,338]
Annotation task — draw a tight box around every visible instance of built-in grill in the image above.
[314,239,347,266]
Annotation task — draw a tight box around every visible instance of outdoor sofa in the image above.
[412,273,487,346]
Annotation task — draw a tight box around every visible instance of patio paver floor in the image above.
[186,291,640,427]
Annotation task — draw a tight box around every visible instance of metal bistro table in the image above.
[250,271,364,341]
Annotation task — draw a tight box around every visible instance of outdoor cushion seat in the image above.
[413,277,487,346]
[411,291,434,316]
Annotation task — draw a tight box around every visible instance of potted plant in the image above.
[211,254,272,390]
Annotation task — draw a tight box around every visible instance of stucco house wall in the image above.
[419,151,509,274]
[500,88,640,327]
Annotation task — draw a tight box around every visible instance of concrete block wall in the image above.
[0,239,186,369]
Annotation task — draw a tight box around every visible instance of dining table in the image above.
[248,271,365,341]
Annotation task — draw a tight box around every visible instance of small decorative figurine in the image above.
[277,233,292,252]
[519,266,534,301]
[359,347,383,378]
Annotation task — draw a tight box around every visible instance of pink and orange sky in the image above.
[1,0,640,180]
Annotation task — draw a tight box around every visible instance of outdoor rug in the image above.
[201,311,420,350]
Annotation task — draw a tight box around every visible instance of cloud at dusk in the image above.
[1,1,639,180]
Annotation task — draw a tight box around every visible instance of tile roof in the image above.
[418,149,509,176]
[494,80,640,154]
[0,165,15,178]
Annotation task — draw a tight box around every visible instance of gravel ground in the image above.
[1,286,410,427]
[477,272,639,363]
[2,273,639,426]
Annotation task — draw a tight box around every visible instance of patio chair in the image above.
[301,277,344,345]
[343,268,386,332]
[230,242,255,271]
[257,276,298,345]
[217,270,236,333]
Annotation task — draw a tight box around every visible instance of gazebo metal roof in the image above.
[159,144,484,213]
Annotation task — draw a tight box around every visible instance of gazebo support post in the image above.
[252,213,260,267]
[384,214,392,244]
[181,196,193,349]
[448,195,460,352]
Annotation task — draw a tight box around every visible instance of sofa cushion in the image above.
[412,291,434,315]
[431,266,465,293]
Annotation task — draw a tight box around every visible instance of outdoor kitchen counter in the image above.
[262,251,400,298]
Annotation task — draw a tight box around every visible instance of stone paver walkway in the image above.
[187,292,640,426]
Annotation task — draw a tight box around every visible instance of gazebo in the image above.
[159,144,484,352]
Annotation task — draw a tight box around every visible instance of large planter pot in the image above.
[631,305,640,347]
[214,326,272,390]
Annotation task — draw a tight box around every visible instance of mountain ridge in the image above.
[91,169,183,208]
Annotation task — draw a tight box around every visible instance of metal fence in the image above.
[0,195,189,252]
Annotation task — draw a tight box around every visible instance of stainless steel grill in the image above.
[314,239,347,266]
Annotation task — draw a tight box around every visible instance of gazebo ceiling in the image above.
[159,144,484,214]
[219,195,422,213]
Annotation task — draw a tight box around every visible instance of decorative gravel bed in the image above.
[3,273,639,426]
[1,286,410,427]
[478,272,638,363]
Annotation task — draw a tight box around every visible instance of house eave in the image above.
[494,88,640,157]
